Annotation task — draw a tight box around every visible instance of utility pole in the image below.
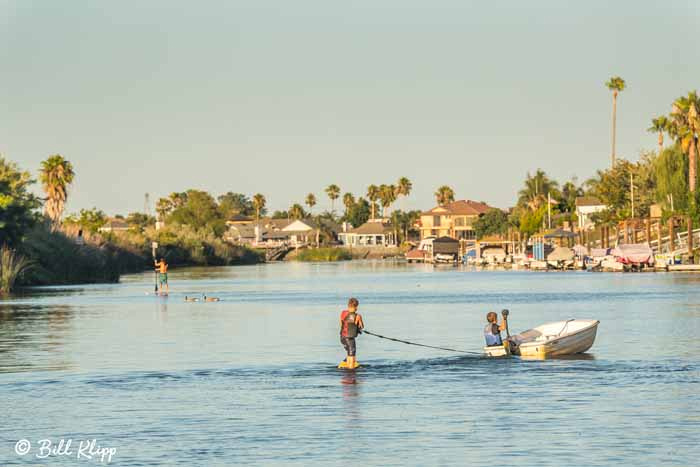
[144,193,151,216]
[630,174,634,218]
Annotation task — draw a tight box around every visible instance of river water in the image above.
[1,261,698,466]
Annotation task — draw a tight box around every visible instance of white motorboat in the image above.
[484,319,599,359]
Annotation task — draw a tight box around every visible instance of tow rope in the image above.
[362,330,482,355]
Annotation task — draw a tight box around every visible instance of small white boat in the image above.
[484,319,599,359]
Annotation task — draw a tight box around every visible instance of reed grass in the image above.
[0,245,33,294]
[294,247,352,262]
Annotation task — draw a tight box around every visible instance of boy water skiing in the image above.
[339,298,364,369]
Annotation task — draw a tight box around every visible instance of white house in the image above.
[575,197,607,230]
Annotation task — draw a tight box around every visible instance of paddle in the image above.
[151,241,159,294]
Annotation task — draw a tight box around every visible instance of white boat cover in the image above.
[572,244,588,256]
[611,243,653,264]
[547,246,574,261]
[590,248,609,258]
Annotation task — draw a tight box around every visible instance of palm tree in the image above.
[379,184,398,216]
[397,177,412,210]
[434,185,455,207]
[606,76,626,167]
[252,193,266,221]
[342,192,355,211]
[325,184,340,212]
[367,184,380,219]
[518,170,559,211]
[289,203,305,220]
[648,116,669,156]
[39,154,75,229]
[305,193,317,213]
[668,91,700,193]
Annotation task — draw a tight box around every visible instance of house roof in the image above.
[102,219,129,230]
[226,214,254,223]
[575,196,604,207]
[347,221,393,235]
[422,200,493,216]
[433,236,459,244]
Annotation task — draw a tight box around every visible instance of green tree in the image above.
[668,91,700,193]
[606,76,627,167]
[366,185,380,220]
[397,177,412,209]
[518,169,559,211]
[252,193,266,221]
[218,192,255,218]
[379,184,397,216]
[653,143,688,215]
[126,212,156,232]
[560,179,583,214]
[289,203,306,220]
[168,190,225,235]
[325,184,340,212]
[343,197,370,228]
[39,154,75,228]
[271,210,289,219]
[64,208,108,233]
[434,185,455,206]
[0,156,40,246]
[648,116,670,156]
[342,192,355,216]
[473,208,509,238]
[305,193,317,213]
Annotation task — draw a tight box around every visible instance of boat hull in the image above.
[517,321,599,359]
[483,343,511,357]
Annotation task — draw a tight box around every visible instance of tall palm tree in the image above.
[39,154,75,229]
[289,203,305,220]
[252,193,266,221]
[434,185,455,207]
[379,184,398,216]
[367,184,380,220]
[606,76,626,167]
[325,184,340,212]
[648,116,669,156]
[668,91,700,193]
[397,177,412,210]
[305,193,316,213]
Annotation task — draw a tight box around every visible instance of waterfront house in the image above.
[418,200,493,240]
[339,219,397,247]
[98,218,130,233]
[575,197,606,230]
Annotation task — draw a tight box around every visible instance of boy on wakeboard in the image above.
[339,298,364,369]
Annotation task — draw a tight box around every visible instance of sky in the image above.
[2,0,699,215]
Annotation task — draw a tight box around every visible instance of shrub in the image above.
[295,247,352,262]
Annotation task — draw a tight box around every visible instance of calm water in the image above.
[1,262,699,466]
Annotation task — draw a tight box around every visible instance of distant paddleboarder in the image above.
[154,258,169,295]
[339,298,364,369]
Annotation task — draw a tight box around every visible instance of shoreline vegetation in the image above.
[2,81,700,292]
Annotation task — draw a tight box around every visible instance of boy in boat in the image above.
[340,298,364,368]
[154,258,169,295]
[484,311,507,347]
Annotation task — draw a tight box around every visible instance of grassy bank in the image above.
[294,247,352,262]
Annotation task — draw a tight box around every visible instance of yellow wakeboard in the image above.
[337,360,361,369]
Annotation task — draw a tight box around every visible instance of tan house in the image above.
[418,200,493,240]
[338,219,397,247]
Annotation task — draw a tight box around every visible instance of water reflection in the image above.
[0,304,74,372]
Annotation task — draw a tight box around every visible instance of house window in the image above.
[431,229,438,237]
[454,217,465,227]
[457,230,476,240]
[433,216,441,227]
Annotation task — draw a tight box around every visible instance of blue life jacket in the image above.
[484,323,502,346]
